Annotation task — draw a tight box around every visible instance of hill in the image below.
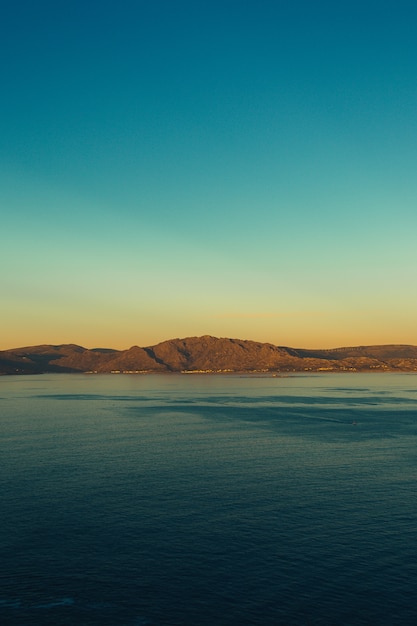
[2,336,417,374]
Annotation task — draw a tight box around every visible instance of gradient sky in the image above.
[2,0,417,349]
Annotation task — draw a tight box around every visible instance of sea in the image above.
[1,372,417,626]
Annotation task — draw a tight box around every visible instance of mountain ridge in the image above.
[2,336,417,375]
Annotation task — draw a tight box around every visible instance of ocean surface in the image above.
[1,372,417,625]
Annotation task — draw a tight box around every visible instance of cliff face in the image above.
[2,336,417,375]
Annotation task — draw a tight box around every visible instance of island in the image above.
[2,336,417,375]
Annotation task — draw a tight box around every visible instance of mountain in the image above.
[2,336,417,375]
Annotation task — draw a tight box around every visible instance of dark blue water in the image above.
[1,373,417,625]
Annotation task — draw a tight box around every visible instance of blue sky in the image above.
[2,1,417,349]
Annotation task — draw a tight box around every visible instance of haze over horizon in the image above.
[2,1,417,351]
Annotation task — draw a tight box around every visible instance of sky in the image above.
[1,0,417,350]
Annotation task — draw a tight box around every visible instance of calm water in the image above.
[1,373,417,625]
